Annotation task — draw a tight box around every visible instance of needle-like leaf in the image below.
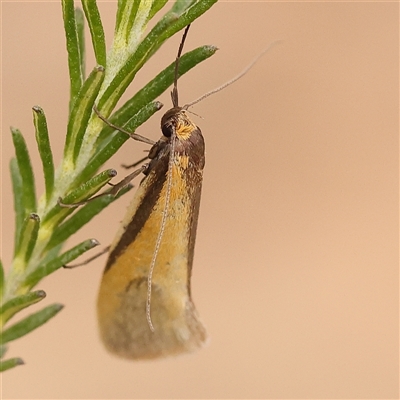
[62,0,84,111]
[81,0,106,67]
[1,304,64,344]
[24,239,100,289]
[0,357,24,372]
[32,106,54,203]
[75,8,86,80]
[0,290,46,325]
[11,128,36,214]
[10,159,25,250]
[64,65,105,164]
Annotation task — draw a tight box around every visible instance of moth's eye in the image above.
[162,123,174,137]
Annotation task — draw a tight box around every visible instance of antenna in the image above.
[184,40,282,110]
[171,24,191,107]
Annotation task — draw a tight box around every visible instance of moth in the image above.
[97,26,207,359]
[97,25,208,359]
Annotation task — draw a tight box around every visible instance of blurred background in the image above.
[1,1,398,398]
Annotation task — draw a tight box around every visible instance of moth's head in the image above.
[160,107,197,140]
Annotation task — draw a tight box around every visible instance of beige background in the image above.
[1,1,398,399]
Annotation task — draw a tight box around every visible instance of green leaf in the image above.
[11,128,36,214]
[24,239,100,289]
[0,357,24,372]
[43,168,117,228]
[45,184,132,252]
[81,0,106,66]
[76,101,162,185]
[64,65,105,164]
[75,8,86,80]
[0,290,46,325]
[0,259,4,300]
[1,304,64,344]
[10,159,25,250]
[62,0,84,111]
[14,214,40,266]
[32,106,55,202]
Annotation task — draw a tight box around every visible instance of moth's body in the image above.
[97,107,207,359]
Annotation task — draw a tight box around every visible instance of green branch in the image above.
[1,0,218,372]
